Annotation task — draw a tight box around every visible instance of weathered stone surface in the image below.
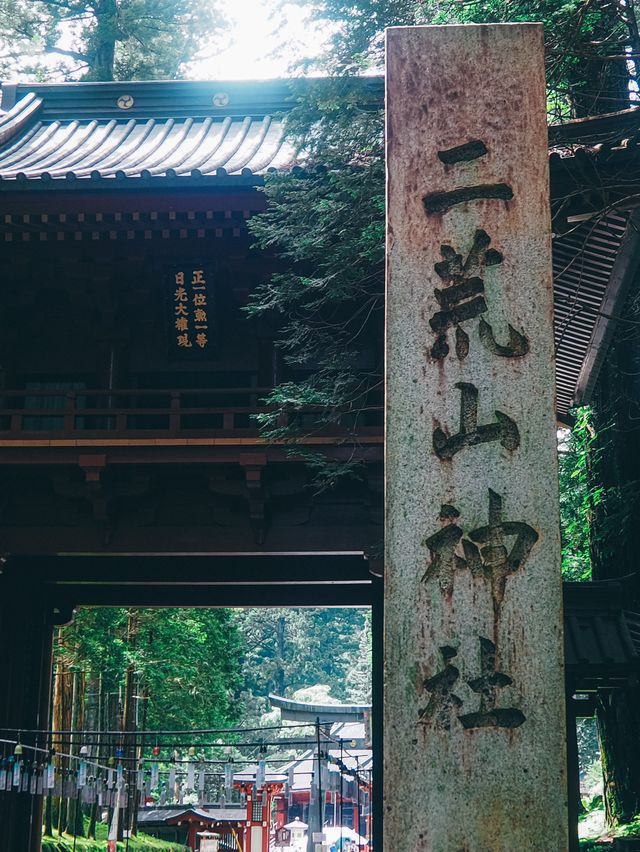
[384,24,567,851]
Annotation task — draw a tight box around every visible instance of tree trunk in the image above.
[122,610,138,840]
[65,668,85,837]
[53,654,73,837]
[597,688,640,824]
[87,799,98,840]
[44,794,53,836]
[276,616,286,696]
[589,276,640,825]
[84,0,118,81]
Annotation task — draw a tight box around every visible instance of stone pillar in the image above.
[385,24,567,851]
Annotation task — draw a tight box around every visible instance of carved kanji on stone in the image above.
[418,638,525,731]
[467,488,539,612]
[428,228,529,361]
[432,382,520,460]
[424,139,514,215]
[422,490,538,607]
[423,185,513,215]
[418,645,463,730]
[422,504,483,590]
[458,637,526,730]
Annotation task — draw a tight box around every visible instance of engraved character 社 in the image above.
[418,637,525,731]
[458,637,526,730]
[418,645,463,730]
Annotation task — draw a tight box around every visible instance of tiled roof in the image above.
[552,212,629,416]
[0,80,298,185]
[138,805,246,825]
[548,106,640,416]
[563,578,640,689]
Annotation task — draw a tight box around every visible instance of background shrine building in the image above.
[0,78,639,850]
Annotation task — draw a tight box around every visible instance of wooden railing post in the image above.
[64,392,76,433]
[0,386,380,442]
[169,391,180,433]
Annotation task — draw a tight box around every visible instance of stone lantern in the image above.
[283,817,308,850]
[197,831,221,851]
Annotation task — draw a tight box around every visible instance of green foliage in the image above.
[559,407,597,581]
[57,606,371,734]
[246,81,384,487]
[345,610,372,704]
[234,607,371,723]
[0,0,225,81]
[578,809,640,847]
[248,1,639,485]
[295,0,637,117]
[56,607,244,731]
[578,716,601,776]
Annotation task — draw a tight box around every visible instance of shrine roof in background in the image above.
[563,576,640,691]
[1,78,640,417]
[549,106,640,416]
[0,79,307,187]
[137,805,246,826]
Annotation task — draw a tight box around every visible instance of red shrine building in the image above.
[1,77,640,851]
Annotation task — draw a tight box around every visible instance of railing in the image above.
[0,387,383,441]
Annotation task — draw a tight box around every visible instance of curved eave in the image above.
[0,169,268,192]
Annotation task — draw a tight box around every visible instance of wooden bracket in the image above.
[240,453,268,545]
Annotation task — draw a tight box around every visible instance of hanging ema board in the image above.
[384,24,567,851]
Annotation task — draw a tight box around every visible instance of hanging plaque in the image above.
[168,265,214,358]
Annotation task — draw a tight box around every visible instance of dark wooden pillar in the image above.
[371,572,383,852]
[566,694,581,852]
[0,561,55,852]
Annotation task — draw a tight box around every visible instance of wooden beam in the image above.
[7,552,373,586]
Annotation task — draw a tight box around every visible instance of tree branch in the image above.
[46,46,88,62]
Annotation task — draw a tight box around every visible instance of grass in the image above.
[579,808,640,848]
[41,823,188,851]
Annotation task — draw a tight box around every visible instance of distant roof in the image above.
[138,805,246,826]
[233,763,288,784]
